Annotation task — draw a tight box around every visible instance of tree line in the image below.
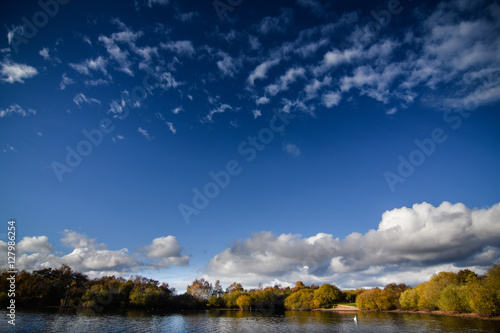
[1,264,499,317]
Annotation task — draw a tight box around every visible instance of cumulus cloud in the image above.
[205,201,500,288]
[143,236,189,267]
[18,236,52,253]
[0,230,189,276]
[0,60,37,83]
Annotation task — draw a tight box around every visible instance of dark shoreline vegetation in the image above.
[1,264,499,318]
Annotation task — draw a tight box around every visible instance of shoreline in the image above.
[314,306,500,321]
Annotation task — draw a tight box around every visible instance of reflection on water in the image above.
[3,309,500,333]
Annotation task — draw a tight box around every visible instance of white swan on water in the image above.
[354,315,358,323]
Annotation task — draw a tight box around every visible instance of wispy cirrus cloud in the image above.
[73,93,101,107]
[0,104,36,118]
[138,126,153,140]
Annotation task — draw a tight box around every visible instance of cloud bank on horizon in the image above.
[2,201,499,288]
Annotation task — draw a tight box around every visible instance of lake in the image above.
[3,309,500,332]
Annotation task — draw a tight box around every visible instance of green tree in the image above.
[356,288,395,310]
[313,284,341,308]
[437,284,470,312]
[399,287,419,310]
[284,288,318,310]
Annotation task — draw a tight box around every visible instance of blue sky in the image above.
[1,0,500,291]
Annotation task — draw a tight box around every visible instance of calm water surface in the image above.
[3,309,500,333]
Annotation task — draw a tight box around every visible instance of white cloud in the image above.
[99,35,135,76]
[109,100,125,115]
[138,127,153,140]
[304,76,332,100]
[282,97,315,115]
[59,73,75,90]
[83,35,92,46]
[386,107,398,115]
[0,104,36,118]
[314,48,361,74]
[7,25,23,45]
[265,67,306,96]
[112,135,124,143]
[252,109,262,119]
[159,72,182,90]
[205,201,500,288]
[283,143,301,157]
[216,51,240,77]
[85,78,109,86]
[248,35,261,50]
[0,60,38,83]
[145,236,179,257]
[77,94,100,107]
[70,57,108,77]
[256,96,270,105]
[161,40,195,57]
[172,106,183,114]
[247,58,280,85]
[73,93,101,107]
[204,103,232,122]
[294,39,329,58]
[340,63,403,103]
[176,11,199,22]
[0,230,191,276]
[61,230,106,250]
[39,48,50,60]
[258,8,294,35]
[322,91,342,107]
[18,236,52,253]
[1,145,16,153]
[166,121,176,134]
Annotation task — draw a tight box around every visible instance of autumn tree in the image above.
[236,294,252,310]
[356,288,395,310]
[187,278,213,300]
[284,288,318,310]
[313,284,341,308]
[292,281,306,292]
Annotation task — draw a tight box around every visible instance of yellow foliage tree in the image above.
[236,295,252,310]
